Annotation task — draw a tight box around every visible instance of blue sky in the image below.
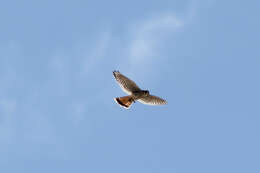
[1,0,260,172]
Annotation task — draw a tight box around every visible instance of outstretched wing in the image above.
[138,95,167,105]
[113,71,141,95]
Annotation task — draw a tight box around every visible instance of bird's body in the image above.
[132,90,149,100]
[113,71,167,109]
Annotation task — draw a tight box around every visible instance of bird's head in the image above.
[143,90,149,96]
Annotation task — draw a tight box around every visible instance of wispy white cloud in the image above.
[49,30,111,83]
[79,31,111,77]
[45,30,111,101]
[128,13,184,66]
[0,41,68,159]
[120,1,205,79]
[116,13,186,83]
[48,30,112,123]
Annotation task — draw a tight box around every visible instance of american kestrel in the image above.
[113,70,167,109]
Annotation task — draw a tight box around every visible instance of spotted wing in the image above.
[113,71,141,95]
[138,95,167,105]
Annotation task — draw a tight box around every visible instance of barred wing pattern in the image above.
[138,95,167,105]
[113,71,141,95]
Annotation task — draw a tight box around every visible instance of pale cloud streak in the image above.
[0,42,67,158]
[117,13,186,82]
[48,30,112,123]
[80,31,111,77]
[128,13,184,66]
[121,1,204,78]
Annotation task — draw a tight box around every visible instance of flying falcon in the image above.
[113,70,167,109]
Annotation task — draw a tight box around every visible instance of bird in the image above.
[113,70,167,109]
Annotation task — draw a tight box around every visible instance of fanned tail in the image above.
[114,96,134,109]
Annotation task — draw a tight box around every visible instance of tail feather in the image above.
[114,96,134,109]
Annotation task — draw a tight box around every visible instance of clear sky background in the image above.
[0,0,260,172]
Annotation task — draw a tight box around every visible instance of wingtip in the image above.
[162,98,167,105]
[113,70,120,77]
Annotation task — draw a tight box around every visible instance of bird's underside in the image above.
[113,70,167,109]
